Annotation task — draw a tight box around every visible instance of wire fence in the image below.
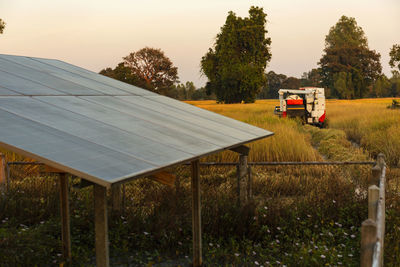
[1,160,376,216]
[360,154,386,267]
[1,159,381,266]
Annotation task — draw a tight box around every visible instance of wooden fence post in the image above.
[370,165,381,186]
[0,153,5,185]
[59,173,71,261]
[377,153,385,170]
[377,153,386,266]
[368,185,379,221]
[360,219,377,267]
[191,160,202,267]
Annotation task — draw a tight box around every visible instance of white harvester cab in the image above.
[274,87,326,127]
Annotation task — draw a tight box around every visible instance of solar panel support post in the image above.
[94,184,110,267]
[191,159,202,267]
[236,153,250,206]
[111,184,122,213]
[0,153,5,186]
[59,173,71,261]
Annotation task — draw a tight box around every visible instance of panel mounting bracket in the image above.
[229,145,250,156]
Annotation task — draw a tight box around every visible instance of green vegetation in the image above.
[100,47,179,95]
[319,16,382,99]
[200,6,271,103]
[389,44,400,72]
[96,11,398,101]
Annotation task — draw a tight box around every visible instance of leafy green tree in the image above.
[0,19,5,34]
[258,71,285,99]
[100,47,179,96]
[389,44,400,72]
[333,72,352,99]
[372,75,391,97]
[123,47,179,94]
[324,17,367,49]
[390,71,400,96]
[281,76,300,89]
[167,81,197,100]
[319,16,382,98]
[301,68,322,87]
[100,62,143,86]
[191,87,216,100]
[258,71,303,99]
[201,6,271,103]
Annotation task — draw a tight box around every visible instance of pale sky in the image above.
[1,0,399,87]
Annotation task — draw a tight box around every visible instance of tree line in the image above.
[3,8,399,102]
[98,8,400,102]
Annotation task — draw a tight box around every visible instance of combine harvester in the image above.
[274,87,326,128]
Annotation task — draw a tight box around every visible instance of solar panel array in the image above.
[0,54,273,186]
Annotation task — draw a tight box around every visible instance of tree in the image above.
[100,62,142,86]
[258,71,285,99]
[201,6,272,103]
[301,68,322,87]
[389,44,400,72]
[0,19,5,34]
[122,47,179,94]
[319,16,382,98]
[99,47,179,96]
[333,72,353,99]
[281,76,300,89]
[389,71,400,97]
[191,87,216,100]
[167,81,197,100]
[372,75,391,97]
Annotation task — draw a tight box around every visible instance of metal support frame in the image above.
[191,160,202,267]
[94,184,109,267]
[59,173,71,261]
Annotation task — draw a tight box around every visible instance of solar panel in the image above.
[0,54,273,187]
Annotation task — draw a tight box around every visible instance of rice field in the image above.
[1,98,399,266]
[187,98,400,166]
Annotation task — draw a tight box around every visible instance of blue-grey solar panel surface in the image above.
[0,54,273,187]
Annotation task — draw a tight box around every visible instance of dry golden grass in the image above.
[187,98,400,166]
[327,98,400,166]
[186,100,321,162]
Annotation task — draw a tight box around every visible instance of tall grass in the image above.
[187,100,321,162]
[327,98,400,166]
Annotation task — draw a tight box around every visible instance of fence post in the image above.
[377,153,386,266]
[368,185,379,221]
[377,153,385,170]
[360,219,377,266]
[370,165,381,186]
[0,153,5,186]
